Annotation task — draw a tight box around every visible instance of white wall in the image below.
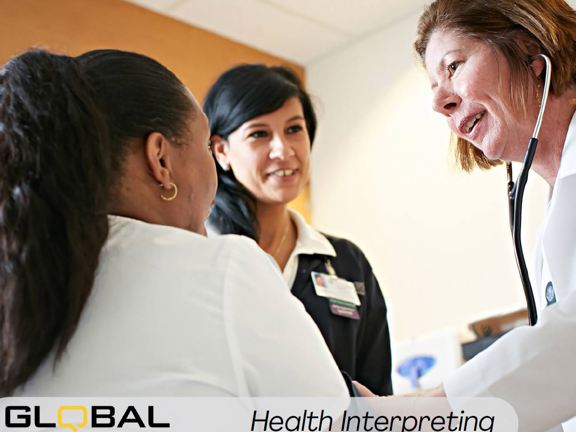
[306,11,550,342]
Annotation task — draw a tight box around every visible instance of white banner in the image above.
[0,397,517,432]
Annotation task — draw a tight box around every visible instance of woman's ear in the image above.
[529,55,546,79]
[210,134,230,171]
[145,131,174,186]
[515,32,546,78]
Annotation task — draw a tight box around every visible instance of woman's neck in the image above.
[532,89,576,187]
[256,203,297,270]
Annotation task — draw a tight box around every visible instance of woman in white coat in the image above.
[407,0,576,431]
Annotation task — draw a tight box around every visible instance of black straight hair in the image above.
[0,48,193,395]
[203,64,317,240]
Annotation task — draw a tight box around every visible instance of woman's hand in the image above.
[352,380,378,396]
[353,381,446,397]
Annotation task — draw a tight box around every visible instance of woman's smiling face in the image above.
[425,29,539,163]
[217,97,311,205]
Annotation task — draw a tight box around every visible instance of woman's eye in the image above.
[248,130,268,139]
[447,61,460,76]
[287,125,303,134]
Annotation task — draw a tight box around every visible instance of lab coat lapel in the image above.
[541,115,576,301]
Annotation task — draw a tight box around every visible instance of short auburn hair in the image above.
[415,0,576,171]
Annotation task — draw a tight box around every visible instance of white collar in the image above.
[556,111,576,181]
[289,209,336,258]
[203,208,336,257]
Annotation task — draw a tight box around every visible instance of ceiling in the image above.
[124,0,430,64]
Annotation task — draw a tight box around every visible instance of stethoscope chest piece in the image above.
[545,281,557,306]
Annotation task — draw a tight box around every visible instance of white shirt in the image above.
[18,216,348,397]
[444,113,576,432]
[282,210,336,287]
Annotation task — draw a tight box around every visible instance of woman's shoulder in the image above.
[317,233,383,286]
[289,209,372,267]
[105,215,268,270]
[321,233,368,261]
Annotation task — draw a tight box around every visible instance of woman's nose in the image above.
[432,85,460,117]
[269,136,295,159]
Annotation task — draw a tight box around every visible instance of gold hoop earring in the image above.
[160,182,178,201]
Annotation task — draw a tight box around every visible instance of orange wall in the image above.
[0,0,303,99]
[0,0,310,219]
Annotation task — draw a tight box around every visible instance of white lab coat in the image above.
[444,113,576,432]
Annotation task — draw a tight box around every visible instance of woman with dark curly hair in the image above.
[0,49,348,398]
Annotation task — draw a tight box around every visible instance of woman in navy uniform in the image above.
[204,64,393,395]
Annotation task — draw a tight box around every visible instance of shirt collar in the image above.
[556,111,576,181]
[289,209,336,258]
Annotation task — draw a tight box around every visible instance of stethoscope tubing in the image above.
[507,53,552,326]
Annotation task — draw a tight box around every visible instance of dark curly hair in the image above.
[0,48,193,395]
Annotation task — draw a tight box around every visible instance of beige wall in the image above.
[0,0,311,220]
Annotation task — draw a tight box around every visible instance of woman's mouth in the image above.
[269,169,297,178]
[460,111,485,135]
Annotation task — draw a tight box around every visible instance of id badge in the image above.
[311,271,361,320]
[329,298,360,320]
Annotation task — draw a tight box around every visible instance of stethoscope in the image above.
[506,53,552,326]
